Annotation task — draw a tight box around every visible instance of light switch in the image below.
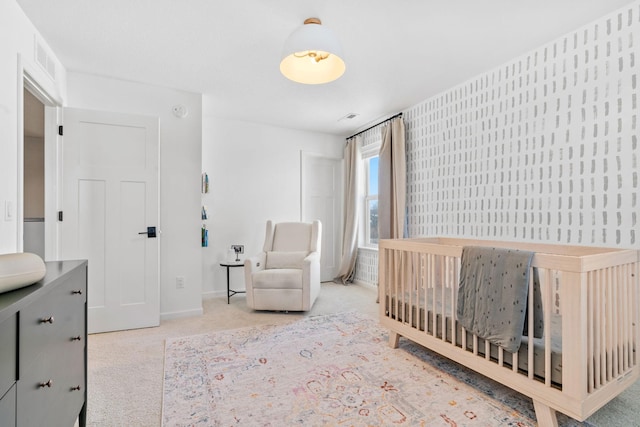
[4,201,14,221]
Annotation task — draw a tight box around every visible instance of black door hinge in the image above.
[58,125,63,136]
[58,211,63,221]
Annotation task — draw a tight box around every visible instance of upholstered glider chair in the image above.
[244,220,322,311]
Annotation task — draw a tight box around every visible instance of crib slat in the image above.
[409,251,415,329]
[622,264,629,372]
[599,268,606,387]
[632,261,637,365]
[461,326,467,352]
[544,269,552,387]
[451,256,459,349]
[587,273,596,393]
[424,253,429,335]
[431,254,436,337]
[419,252,423,328]
[606,268,613,382]
[441,256,448,341]
[527,268,534,380]
[594,269,601,388]
[612,266,620,378]
[625,264,633,370]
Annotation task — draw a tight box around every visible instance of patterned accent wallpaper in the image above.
[354,248,378,286]
[405,2,639,248]
[355,2,639,287]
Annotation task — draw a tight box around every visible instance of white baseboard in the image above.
[160,307,203,321]
[352,280,377,290]
[202,290,228,300]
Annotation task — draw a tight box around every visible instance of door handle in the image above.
[138,226,157,238]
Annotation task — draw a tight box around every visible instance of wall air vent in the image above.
[34,36,56,81]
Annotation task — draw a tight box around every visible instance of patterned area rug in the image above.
[162,312,577,426]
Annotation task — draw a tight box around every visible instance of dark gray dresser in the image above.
[0,260,87,427]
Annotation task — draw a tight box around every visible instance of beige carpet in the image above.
[87,282,379,426]
[87,281,639,426]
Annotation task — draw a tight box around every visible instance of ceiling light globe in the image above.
[280,18,346,84]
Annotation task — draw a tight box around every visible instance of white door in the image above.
[301,152,342,281]
[59,108,160,333]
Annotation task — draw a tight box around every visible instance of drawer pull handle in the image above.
[71,336,82,341]
[72,290,83,295]
[71,385,81,391]
[40,316,55,324]
[39,380,53,388]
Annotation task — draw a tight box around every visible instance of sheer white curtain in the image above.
[378,116,406,240]
[333,136,361,284]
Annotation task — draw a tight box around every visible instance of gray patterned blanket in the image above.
[456,246,542,353]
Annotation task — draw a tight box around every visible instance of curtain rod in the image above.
[346,112,403,140]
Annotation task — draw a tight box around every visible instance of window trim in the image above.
[361,148,379,249]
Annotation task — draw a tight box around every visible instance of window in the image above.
[364,155,379,247]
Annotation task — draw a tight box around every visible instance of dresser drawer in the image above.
[19,269,86,374]
[0,314,17,398]
[0,383,16,427]
[17,346,85,427]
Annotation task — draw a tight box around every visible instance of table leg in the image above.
[226,266,231,304]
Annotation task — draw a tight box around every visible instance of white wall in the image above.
[0,0,66,254]
[201,96,344,297]
[66,72,203,319]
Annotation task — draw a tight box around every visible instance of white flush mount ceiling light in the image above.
[280,18,346,85]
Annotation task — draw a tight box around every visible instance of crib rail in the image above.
[586,263,637,391]
[379,237,640,422]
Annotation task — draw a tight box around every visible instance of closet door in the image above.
[301,152,343,281]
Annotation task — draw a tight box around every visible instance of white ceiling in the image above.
[16,0,634,136]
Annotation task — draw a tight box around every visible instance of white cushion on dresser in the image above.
[0,253,46,294]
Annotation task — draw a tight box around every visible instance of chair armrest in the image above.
[301,251,321,310]
[244,253,266,275]
[303,251,320,264]
[244,253,266,309]
[302,251,321,281]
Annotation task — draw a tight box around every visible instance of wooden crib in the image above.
[378,237,639,427]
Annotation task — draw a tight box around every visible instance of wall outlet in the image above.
[176,276,185,289]
[231,245,244,254]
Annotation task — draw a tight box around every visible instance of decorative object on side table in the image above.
[231,244,244,262]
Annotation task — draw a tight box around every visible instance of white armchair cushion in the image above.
[265,251,308,269]
[252,269,303,289]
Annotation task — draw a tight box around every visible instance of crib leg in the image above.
[533,400,558,427]
[388,331,400,349]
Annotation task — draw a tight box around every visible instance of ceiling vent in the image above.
[339,113,359,121]
[34,37,56,81]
